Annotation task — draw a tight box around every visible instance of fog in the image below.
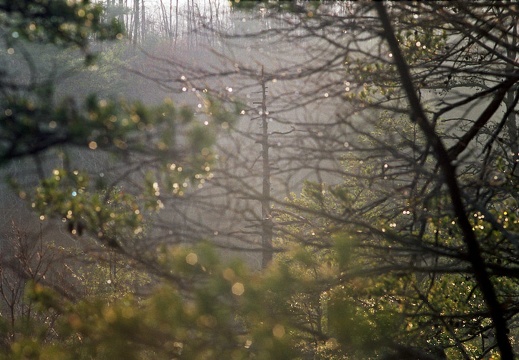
[0,1,501,268]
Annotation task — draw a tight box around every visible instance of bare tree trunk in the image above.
[133,0,139,45]
[141,0,146,43]
[175,0,179,43]
[159,0,168,37]
[124,0,129,41]
[260,67,273,269]
[118,0,124,26]
[187,0,191,45]
[169,0,173,38]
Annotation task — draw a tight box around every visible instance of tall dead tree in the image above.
[258,68,273,268]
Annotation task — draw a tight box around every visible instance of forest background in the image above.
[1,1,519,359]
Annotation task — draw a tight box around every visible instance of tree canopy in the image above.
[2,1,519,360]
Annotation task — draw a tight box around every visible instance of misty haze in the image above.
[1,1,519,359]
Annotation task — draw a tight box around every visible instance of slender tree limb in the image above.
[447,77,518,160]
[374,3,514,359]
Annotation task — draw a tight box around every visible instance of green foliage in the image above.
[6,244,302,359]
[4,92,224,246]
[3,1,519,360]
[0,1,235,356]
[0,0,123,53]
[340,13,448,108]
[269,170,518,358]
